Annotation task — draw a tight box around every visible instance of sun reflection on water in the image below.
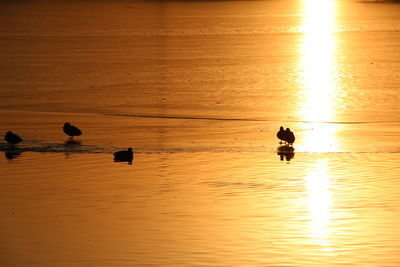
[298,0,340,153]
[298,0,338,250]
[305,159,333,248]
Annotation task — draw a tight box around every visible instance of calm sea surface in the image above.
[1,0,400,265]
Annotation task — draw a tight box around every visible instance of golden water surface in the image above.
[1,0,400,266]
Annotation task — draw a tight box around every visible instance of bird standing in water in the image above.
[277,126,286,144]
[63,122,82,140]
[285,128,295,145]
[114,147,134,164]
[4,131,23,145]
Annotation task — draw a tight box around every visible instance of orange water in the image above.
[1,152,400,266]
[1,0,400,265]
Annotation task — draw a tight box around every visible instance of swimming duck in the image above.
[4,131,23,145]
[114,147,133,163]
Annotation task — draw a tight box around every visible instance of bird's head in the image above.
[64,122,71,127]
[128,147,133,152]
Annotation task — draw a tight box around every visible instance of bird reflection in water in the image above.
[64,139,82,146]
[277,145,295,162]
[5,150,21,160]
[63,139,82,158]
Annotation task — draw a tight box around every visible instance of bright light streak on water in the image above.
[298,0,340,152]
[304,159,333,248]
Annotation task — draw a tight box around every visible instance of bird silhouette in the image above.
[63,122,82,140]
[114,147,134,164]
[4,131,23,145]
[277,126,286,144]
[285,128,295,145]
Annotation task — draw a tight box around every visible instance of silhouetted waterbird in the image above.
[4,131,23,145]
[114,147,133,163]
[63,122,82,140]
[277,126,286,144]
[285,128,295,145]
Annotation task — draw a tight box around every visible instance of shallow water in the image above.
[1,0,400,265]
[1,152,400,266]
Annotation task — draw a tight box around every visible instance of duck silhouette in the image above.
[4,131,23,145]
[63,122,82,140]
[114,147,133,164]
[285,128,295,145]
[277,126,286,144]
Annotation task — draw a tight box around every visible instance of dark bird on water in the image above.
[63,122,82,140]
[277,126,286,144]
[114,147,134,163]
[285,128,295,145]
[4,131,23,145]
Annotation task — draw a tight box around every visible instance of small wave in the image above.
[107,113,400,125]
[0,143,268,155]
[293,120,400,125]
[0,142,109,155]
[2,142,400,156]
[1,24,397,38]
[106,113,267,122]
